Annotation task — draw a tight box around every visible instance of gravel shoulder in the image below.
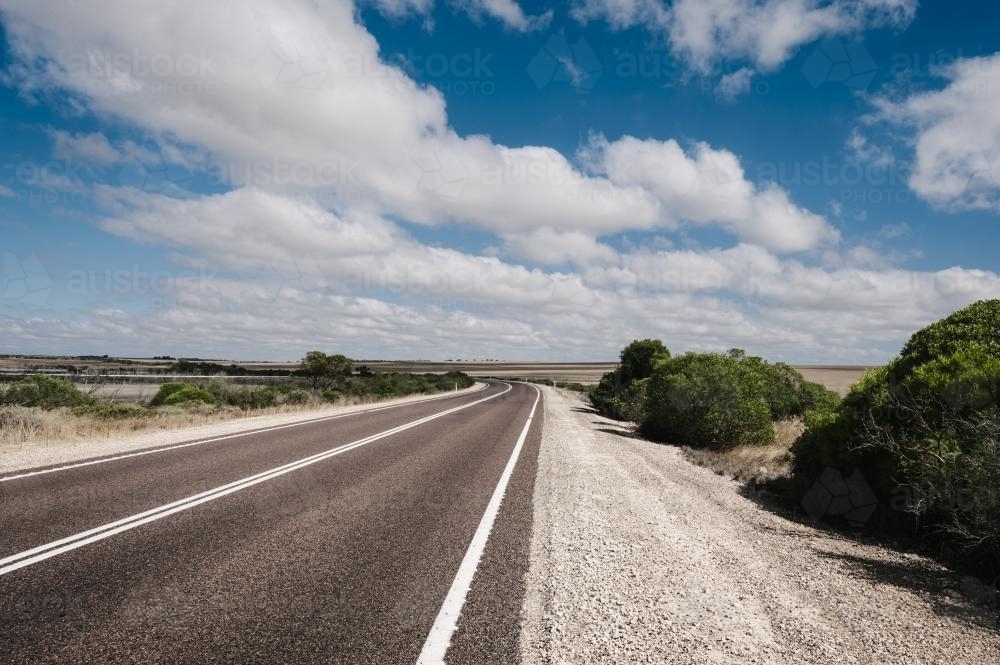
[0,384,485,475]
[521,387,999,664]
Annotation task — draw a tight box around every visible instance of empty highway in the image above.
[0,381,542,664]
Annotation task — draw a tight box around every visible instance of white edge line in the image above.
[0,383,512,577]
[416,382,541,665]
[0,383,487,483]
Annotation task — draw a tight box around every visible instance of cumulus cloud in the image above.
[49,130,123,166]
[2,0,993,364]
[573,0,916,74]
[0,0,658,237]
[582,134,840,251]
[716,67,755,100]
[874,52,1000,211]
[454,0,553,31]
[369,0,550,31]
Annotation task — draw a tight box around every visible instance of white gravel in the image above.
[0,384,484,475]
[521,387,1000,664]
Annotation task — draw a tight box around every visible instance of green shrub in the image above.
[793,300,1000,568]
[149,382,189,407]
[896,299,1000,376]
[738,355,841,420]
[591,339,669,419]
[642,352,775,449]
[322,389,343,403]
[282,389,312,405]
[161,386,217,406]
[197,380,286,409]
[0,375,94,409]
[72,402,150,420]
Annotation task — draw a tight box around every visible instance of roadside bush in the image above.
[282,389,312,405]
[149,382,189,407]
[792,300,1000,570]
[71,402,150,420]
[322,389,342,403]
[203,381,279,410]
[591,339,669,419]
[642,352,775,449]
[161,386,217,407]
[0,375,94,409]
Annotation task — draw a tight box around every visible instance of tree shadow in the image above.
[595,426,642,440]
[737,482,1000,632]
[816,550,999,631]
[571,406,600,416]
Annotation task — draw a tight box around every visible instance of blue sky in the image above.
[1,0,999,362]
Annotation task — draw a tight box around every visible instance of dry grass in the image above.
[0,392,411,447]
[682,418,804,484]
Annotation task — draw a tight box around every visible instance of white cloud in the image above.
[369,0,434,19]
[875,52,1000,211]
[1,0,660,238]
[573,0,916,75]
[846,129,893,167]
[369,0,550,31]
[454,0,553,31]
[879,222,909,239]
[583,134,840,251]
[49,130,123,166]
[717,66,755,100]
[500,228,620,266]
[5,201,998,363]
[3,0,994,365]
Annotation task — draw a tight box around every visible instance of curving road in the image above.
[0,381,542,664]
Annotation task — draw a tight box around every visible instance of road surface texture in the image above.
[0,381,542,664]
[521,387,1000,665]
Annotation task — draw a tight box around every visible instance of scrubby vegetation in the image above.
[792,300,1000,572]
[0,374,96,409]
[591,341,838,450]
[590,302,1000,577]
[0,352,474,446]
[590,339,669,420]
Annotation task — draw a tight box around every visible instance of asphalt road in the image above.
[0,381,543,664]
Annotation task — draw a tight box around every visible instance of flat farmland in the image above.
[793,365,870,395]
[362,361,618,384]
[0,357,871,394]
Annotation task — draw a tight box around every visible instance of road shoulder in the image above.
[0,383,485,475]
[521,386,999,664]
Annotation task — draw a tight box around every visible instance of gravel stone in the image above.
[520,387,1000,664]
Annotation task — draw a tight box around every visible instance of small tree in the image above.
[300,351,354,387]
[302,351,331,380]
[619,339,670,385]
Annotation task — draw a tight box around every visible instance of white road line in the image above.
[0,383,512,578]
[0,383,487,483]
[416,383,541,665]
